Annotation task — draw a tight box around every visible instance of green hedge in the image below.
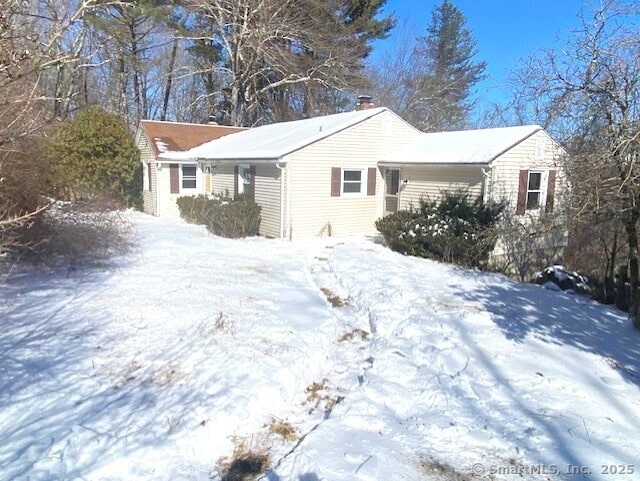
[176,195,221,225]
[176,195,261,238]
[375,190,504,268]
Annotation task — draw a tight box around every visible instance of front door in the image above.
[384,168,400,215]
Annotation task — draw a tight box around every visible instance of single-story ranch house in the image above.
[136,120,245,216]
[138,107,567,239]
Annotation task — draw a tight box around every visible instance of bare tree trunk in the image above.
[118,50,130,125]
[128,20,142,124]
[161,38,178,122]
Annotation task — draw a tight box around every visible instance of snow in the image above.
[159,107,392,162]
[382,125,542,165]
[154,138,170,153]
[1,212,639,481]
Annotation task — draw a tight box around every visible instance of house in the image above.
[136,120,245,216]
[158,107,421,238]
[153,108,567,240]
[381,125,567,216]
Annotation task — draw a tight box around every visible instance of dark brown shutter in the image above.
[331,167,341,197]
[516,169,528,215]
[545,169,556,213]
[234,165,239,197]
[170,164,179,194]
[249,165,256,199]
[148,163,153,192]
[367,167,376,196]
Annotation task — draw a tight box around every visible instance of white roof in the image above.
[159,107,391,162]
[382,125,543,165]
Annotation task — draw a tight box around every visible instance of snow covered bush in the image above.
[375,191,504,267]
[532,265,591,295]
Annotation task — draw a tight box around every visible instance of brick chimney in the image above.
[356,95,375,110]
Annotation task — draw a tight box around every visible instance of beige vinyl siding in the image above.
[136,131,158,216]
[398,165,484,210]
[285,110,420,238]
[488,130,567,212]
[209,163,282,237]
[254,164,282,238]
[210,164,235,197]
[157,163,206,217]
[489,130,568,259]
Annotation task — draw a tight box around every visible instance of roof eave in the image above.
[379,160,491,166]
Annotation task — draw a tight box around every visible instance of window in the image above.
[182,165,197,189]
[526,170,546,210]
[342,169,363,194]
[237,165,251,194]
[517,168,557,215]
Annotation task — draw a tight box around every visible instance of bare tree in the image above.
[184,0,383,126]
[0,0,104,254]
[509,0,640,326]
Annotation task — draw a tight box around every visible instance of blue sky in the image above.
[371,0,586,111]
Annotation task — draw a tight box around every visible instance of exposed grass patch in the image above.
[304,378,341,413]
[268,417,297,442]
[419,456,473,480]
[218,443,270,481]
[338,328,369,342]
[214,311,236,335]
[320,287,348,307]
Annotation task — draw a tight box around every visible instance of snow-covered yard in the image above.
[1,212,639,481]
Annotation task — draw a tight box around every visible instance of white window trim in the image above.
[526,168,548,211]
[142,161,150,191]
[181,163,198,191]
[341,167,365,196]
[237,164,251,195]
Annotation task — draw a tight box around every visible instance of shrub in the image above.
[176,195,261,239]
[22,199,133,267]
[176,195,220,225]
[375,190,504,268]
[46,107,141,208]
[208,198,261,238]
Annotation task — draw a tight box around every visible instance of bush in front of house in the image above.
[177,195,261,238]
[207,197,261,238]
[375,190,504,268]
[176,195,221,225]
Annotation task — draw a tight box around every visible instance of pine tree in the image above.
[407,0,486,131]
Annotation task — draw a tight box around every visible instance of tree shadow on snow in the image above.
[457,276,640,387]
[0,265,205,480]
[440,273,640,472]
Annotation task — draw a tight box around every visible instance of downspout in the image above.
[155,162,161,215]
[481,166,492,205]
[276,162,286,239]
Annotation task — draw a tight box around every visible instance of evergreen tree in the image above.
[47,107,141,207]
[407,0,486,131]
[185,0,395,126]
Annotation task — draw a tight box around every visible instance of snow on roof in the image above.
[159,107,390,162]
[382,125,543,165]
